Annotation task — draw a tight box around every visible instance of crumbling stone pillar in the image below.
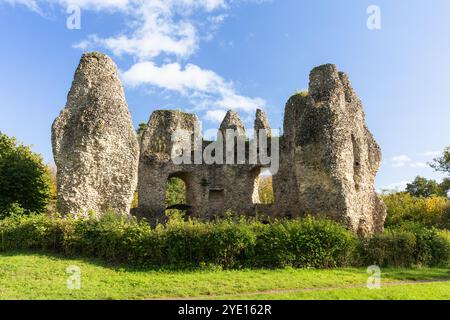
[275,64,386,235]
[52,52,139,216]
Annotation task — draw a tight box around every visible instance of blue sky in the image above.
[0,0,449,190]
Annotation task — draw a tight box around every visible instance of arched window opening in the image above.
[253,168,275,204]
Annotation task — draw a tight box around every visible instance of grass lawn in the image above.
[0,251,449,300]
[220,282,450,300]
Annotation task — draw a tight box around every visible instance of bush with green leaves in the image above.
[358,222,450,267]
[383,192,450,229]
[0,213,357,269]
[1,211,447,269]
[0,132,52,218]
[252,219,356,268]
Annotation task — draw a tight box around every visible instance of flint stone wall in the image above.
[52,52,386,235]
[52,52,139,216]
[137,66,386,235]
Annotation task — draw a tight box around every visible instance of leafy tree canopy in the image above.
[0,132,52,217]
[136,123,148,139]
[405,176,446,198]
[430,147,450,175]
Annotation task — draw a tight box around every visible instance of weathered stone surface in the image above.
[137,109,265,223]
[52,53,385,235]
[52,52,139,216]
[219,110,246,137]
[137,65,385,235]
[254,109,271,137]
[140,110,201,162]
[274,64,386,235]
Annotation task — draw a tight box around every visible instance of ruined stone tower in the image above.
[52,52,139,216]
[274,64,386,235]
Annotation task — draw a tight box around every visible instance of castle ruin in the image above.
[52,52,387,236]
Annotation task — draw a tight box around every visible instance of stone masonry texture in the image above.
[52,52,139,216]
[53,53,386,235]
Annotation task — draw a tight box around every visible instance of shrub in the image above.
[0,214,65,252]
[383,192,450,229]
[393,222,450,266]
[0,132,52,218]
[359,223,450,267]
[252,221,293,268]
[0,213,356,269]
[438,229,450,244]
[1,213,446,269]
[252,218,356,268]
[358,231,416,267]
[205,219,257,268]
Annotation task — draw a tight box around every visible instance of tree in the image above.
[405,176,446,198]
[46,163,58,213]
[258,175,275,204]
[136,123,148,139]
[429,147,450,198]
[430,147,450,175]
[0,132,52,217]
[440,178,450,197]
[165,177,186,207]
[164,177,187,219]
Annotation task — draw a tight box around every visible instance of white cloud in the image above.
[121,61,265,113]
[57,0,131,10]
[391,155,412,167]
[3,0,42,13]
[3,0,225,12]
[203,14,228,41]
[57,0,228,60]
[4,0,266,118]
[215,89,265,112]
[72,2,200,60]
[380,181,409,192]
[122,62,223,93]
[392,155,412,163]
[3,0,131,14]
[204,109,227,123]
[391,154,432,169]
[2,0,231,59]
[409,162,428,168]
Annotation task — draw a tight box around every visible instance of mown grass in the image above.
[221,282,450,300]
[0,251,449,300]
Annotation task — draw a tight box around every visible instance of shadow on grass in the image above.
[0,250,157,273]
[1,250,449,281]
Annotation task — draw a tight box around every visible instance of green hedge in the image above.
[358,222,450,267]
[0,214,448,269]
[0,213,356,269]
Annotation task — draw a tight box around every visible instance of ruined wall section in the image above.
[52,52,386,235]
[138,110,269,222]
[276,64,386,235]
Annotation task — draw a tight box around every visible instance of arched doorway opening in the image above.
[165,175,189,218]
[165,172,194,219]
